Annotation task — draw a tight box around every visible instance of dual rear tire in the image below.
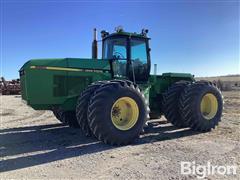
[179,81,223,131]
[162,81,190,128]
[163,81,223,131]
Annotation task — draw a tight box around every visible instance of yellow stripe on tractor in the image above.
[30,66,103,73]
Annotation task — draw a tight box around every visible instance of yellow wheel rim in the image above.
[200,93,218,120]
[111,97,139,131]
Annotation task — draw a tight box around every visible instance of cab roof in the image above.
[102,31,150,40]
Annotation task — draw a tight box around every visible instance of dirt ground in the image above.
[0,91,239,179]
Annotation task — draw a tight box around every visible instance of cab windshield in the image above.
[102,36,149,81]
[103,37,127,60]
[103,37,128,77]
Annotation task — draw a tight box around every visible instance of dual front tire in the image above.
[53,80,148,145]
[76,80,148,145]
[52,108,80,128]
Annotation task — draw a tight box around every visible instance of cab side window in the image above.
[130,39,149,81]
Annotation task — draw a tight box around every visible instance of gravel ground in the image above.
[0,91,239,179]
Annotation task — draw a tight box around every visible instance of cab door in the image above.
[129,38,150,82]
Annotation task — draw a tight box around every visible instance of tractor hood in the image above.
[20,58,111,73]
[19,58,111,110]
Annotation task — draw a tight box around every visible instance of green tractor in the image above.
[19,28,223,145]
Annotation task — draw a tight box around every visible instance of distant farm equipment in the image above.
[0,77,21,95]
[197,75,240,91]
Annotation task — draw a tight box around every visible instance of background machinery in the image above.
[0,77,21,95]
[19,28,223,145]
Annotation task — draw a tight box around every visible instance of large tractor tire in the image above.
[76,82,105,136]
[149,113,161,119]
[179,81,223,131]
[52,108,79,128]
[64,111,80,128]
[88,81,148,145]
[162,81,190,128]
[52,108,66,124]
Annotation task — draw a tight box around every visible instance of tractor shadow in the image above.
[0,120,201,173]
[137,120,201,144]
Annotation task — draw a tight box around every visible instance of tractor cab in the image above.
[100,28,151,82]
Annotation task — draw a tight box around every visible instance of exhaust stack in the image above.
[154,64,157,82]
[92,28,98,59]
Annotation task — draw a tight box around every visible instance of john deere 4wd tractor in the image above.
[19,28,223,145]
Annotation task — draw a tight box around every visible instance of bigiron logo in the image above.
[180,161,238,179]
